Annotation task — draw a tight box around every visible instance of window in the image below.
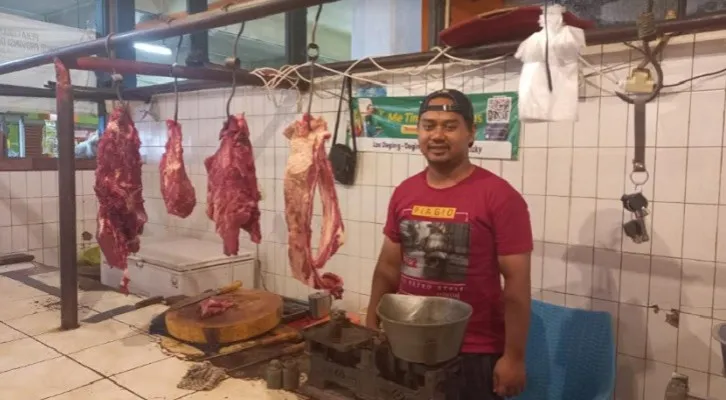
[134,10,184,87]
[687,0,726,16]
[133,1,290,85]
[307,0,419,61]
[0,109,99,170]
[208,17,287,70]
[503,0,682,26]
[0,2,100,170]
[306,0,353,63]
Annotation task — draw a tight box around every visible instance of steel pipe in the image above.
[124,79,245,97]
[0,83,150,102]
[65,57,277,86]
[54,58,79,330]
[0,0,339,76]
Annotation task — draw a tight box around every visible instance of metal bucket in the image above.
[713,322,726,375]
[376,294,473,365]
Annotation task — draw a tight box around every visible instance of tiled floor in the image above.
[0,262,298,400]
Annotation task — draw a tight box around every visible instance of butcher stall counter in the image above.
[148,285,363,398]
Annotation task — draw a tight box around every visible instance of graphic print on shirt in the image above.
[398,206,471,298]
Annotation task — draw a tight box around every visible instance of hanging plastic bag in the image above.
[514,4,585,123]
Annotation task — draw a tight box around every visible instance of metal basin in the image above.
[376,294,473,365]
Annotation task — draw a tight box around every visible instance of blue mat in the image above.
[513,300,616,400]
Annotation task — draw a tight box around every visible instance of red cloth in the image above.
[439,6,596,49]
[384,167,533,354]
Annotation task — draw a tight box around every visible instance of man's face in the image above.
[417,97,474,165]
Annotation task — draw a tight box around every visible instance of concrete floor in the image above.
[0,262,297,400]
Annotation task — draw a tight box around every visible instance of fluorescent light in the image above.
[133,42,172,56]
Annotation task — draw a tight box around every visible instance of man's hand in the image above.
[493,354,526,397]
[365,237,402,331]
[365,311,379,330]
[497,252,531,398]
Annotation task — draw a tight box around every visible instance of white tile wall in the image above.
[0,170,97,265]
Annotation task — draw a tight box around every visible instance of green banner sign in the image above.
[351,91,520,160]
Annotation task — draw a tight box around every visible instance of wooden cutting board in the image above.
[165,289,283,344]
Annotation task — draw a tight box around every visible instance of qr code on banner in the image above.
[486,96,512,124]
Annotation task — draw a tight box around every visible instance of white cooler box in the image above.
[101,236,256,298]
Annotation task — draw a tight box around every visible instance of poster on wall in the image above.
[0,12,96,113]
[350,92,521,160]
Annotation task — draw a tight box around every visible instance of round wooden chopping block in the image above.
[165,289,283,345]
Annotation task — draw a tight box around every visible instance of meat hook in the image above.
[105,33,125,106]
[225,22,245,119]
[171,35,184,123]
[306,4,324,129]
[616,0,663,106]
[615,0,663,188]
[543,0,553,92]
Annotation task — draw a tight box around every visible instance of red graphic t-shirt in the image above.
[383,166,533,354]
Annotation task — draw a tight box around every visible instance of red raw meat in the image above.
[160,120,196,218]
[283,114,345,299]
[199,297,236,319]
[95,105,147,293]
[205,114,261,255]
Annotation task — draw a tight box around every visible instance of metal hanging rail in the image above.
[0,83,150,102]
[65,57,286,87]
[0,0,339,76]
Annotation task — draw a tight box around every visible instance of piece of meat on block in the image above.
[199,297,236,319]
[95,105,147,293]
[160,120,196,218]
[283,114,345,299]
[205,114,261,255]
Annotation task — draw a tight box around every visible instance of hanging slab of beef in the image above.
[205,114,262,255]
[95,105,147,293]
[283,114,345,299]
[160,120,196,218]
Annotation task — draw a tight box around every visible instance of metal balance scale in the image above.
[301,294,473,400]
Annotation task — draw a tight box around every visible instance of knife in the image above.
[0,253,35,266]
[83,296,165,323]
[168,280,243,311]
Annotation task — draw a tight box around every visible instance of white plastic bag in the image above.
[514,4,585,123]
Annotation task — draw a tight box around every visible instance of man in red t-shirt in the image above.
[365,89,533,400]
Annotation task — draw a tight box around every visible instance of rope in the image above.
[249,45,509,106]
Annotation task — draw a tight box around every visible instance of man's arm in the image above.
[498,253,531,361]
[365,237,402,329]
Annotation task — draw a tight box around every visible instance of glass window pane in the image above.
[504,0,680,26]
[208,11,287,70]
[307,0,353,63]
[134,5,185,87]
[687,0,726,16]
[0,1,101,160]
[307,0,419,61]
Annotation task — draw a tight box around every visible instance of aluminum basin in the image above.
[376,294,473,365]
